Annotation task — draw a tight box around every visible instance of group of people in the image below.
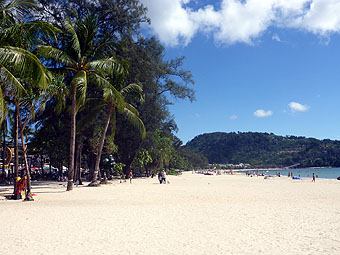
[158,170,167,184]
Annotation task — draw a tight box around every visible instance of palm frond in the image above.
[89,58,125,75]
[35,45,75,68]
[23,21,61,45]
[120,83,144,102]
[71,70,87,111]
[0,0,37,25]
[64,18,81,61]
[0,21,61,47]
[0,63,26,96]
[49,75,68,114]
[91,73,125,112]
[123,104,146,139]
[0,46,52,89]
[0,85,7,124]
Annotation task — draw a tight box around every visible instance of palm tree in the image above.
[0,0,41,124]
[89,73,145,186]
[0,0,57,199]
[0,46,52,198]
[35,14,124,191]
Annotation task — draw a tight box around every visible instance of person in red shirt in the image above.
[129,170,133,184]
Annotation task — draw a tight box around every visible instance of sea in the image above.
[256,168,340,180]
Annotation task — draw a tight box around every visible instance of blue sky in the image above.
[140,0,340,144]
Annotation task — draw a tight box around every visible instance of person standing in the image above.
[312,173,315,182]
[129,170,133,184]
[158,171,162,184]
[162,170,166,184]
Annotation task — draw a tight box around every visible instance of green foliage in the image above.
[177,147,209,170]
[112,162,125,176]
[136,149,152,168]
[185,132,340,168]
[2,0,196,184]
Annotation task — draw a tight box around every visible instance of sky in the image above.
[140,0,340,144]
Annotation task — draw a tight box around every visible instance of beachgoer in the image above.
[158,171,162,184]
[12,176,25,200]
[162,170,166,184]
[312,173,315,182]
[129,170,133,184]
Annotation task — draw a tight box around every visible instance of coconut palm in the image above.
[89,72,145,185]
[0,0,58,199]
[0,46,53,199]
[35,13,124,191]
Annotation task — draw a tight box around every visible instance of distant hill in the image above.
[184,132,340,168]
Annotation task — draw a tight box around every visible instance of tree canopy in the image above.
[0,0,199,195]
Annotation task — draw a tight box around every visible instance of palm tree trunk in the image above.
[73,142,78,181]
[2,123,6,180]
[19,125,33,200]
[12,101,19,197]
[74,140,83,184]
[89,106,113,186]
[88,153,94,182]
[77,141,83,185]
[67,85,77,191]
[16,100,33,201]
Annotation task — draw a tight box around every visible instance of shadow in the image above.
[33,191,66,194]
[3,195,16,200]
[31,181,63,186]
[29,186,65,190]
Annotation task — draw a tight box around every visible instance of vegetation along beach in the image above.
[1,0,340,254]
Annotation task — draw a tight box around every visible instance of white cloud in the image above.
[230,115,238,120]
[254,109,273,118]
[141,0,340,47]
[288,102,310,112]
[290,0,340,35]
[140,0,198,46]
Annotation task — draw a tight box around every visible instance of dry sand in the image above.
[1,172,340,255]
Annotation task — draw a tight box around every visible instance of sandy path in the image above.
[1,173,340,255]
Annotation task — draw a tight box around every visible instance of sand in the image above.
[1,172,340,255]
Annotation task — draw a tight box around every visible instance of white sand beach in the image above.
[1,172,340,255]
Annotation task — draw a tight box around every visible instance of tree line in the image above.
[185,132,340,168]
[0,0,208,199]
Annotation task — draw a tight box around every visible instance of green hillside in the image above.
[184,132,340,168]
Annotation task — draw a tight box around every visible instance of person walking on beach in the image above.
[129,170,133,184]
[162,170,166,184]
[312,173,315,182]
[158,171,162,184]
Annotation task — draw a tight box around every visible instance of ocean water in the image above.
[261,168,340,180]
